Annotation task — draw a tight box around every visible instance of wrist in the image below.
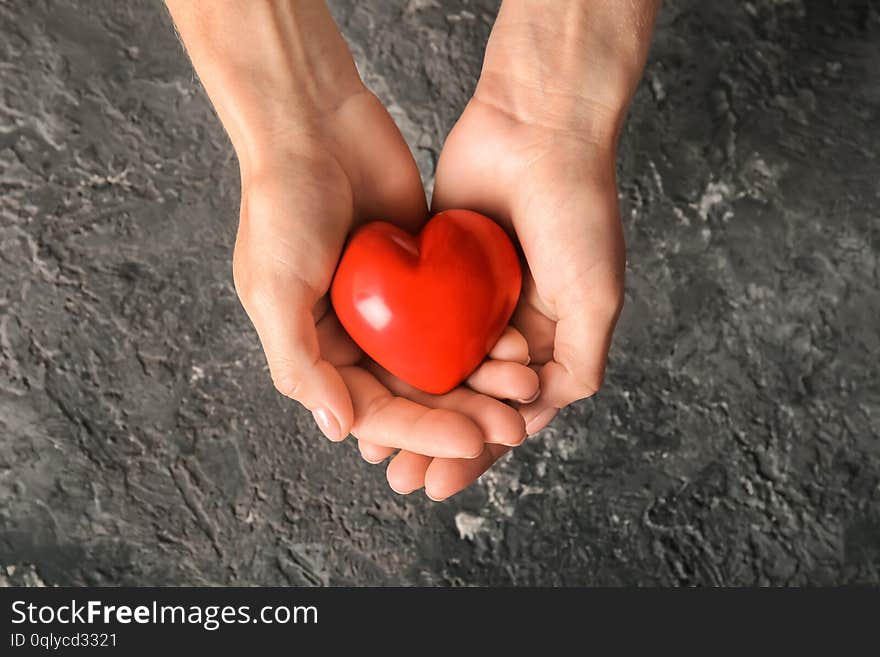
[203,62,365,167]
[475,0,659,140]
[222,80,368,182]
[167,0,365,165]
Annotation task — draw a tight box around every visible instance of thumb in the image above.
[538,266,624,410]
[241,276,353,442]
[233,179,354,442]
[520,180,626,412]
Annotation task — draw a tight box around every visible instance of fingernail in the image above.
[426,491,445,502]
[525,408,557,436]
[312,407,341,442]
[502,431,528,447]
[518,389,541,404]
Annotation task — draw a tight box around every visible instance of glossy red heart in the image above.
[330,209,522,394]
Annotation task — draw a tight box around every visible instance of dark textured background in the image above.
[1,0,878,586]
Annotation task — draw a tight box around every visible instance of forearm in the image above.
[165,0,364,167]
[477,0,660,139]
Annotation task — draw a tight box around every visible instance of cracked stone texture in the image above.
[1,0,878,586]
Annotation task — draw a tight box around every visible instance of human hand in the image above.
[167,1,537,461]
[376,0,660,500]
[363,100,623,498]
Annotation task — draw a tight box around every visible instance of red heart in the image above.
[330,209,522,394]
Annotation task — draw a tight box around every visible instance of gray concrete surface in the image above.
[1,0,878,586]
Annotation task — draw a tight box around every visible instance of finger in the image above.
[316,310,363,367]
[424,444,511,501]
[372,365,527,447]
[386,450,432,494]
[358,440,395,464]
[466,360,540,403]
[487,326,530,364]
[339,367,485,458]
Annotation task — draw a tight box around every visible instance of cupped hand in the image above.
[165,0,652,501]
[233,89,537,459]
[379,93,626,500]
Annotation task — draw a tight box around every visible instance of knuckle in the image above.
[363,392,396,422]
[271,370,302,400]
